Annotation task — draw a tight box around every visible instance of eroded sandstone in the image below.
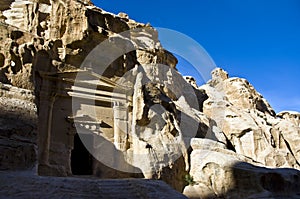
[184,68,300,198]
[0,1,300,198]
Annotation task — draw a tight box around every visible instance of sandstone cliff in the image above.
[0,1,300,199]
[184,68,300,198]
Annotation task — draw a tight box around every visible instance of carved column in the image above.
[37,77,57,173]
[113,101,129,151]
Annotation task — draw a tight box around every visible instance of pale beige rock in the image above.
[211,67,228,81]
[184,68,300,198]
[1,1,300,198]
[118,12,129,20]
[184,76,198,88]
[200,68,300,169]
[110,63,209,191]
[184,138,300,199]
[278,111,300,127]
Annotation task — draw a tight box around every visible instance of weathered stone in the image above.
[183,68,300,198]
[1,0,300,198]
[0,83,37,170]
[199,68,300,169]
[184,138,300,199]
[0,171,188,199]
[211,67,228,81]
[277,111,300,127]
[184,76,198,88]
[0,0,186,192]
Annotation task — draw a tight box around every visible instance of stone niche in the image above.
[37,69,141,178]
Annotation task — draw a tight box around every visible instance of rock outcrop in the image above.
[184,138,300,199]
[1,0,300,198]
[184,68,300,198]
[0,83,37,170]
[277,111,300,127]
[0,0,185,192]
[200,68,300,169]
[0,0,176,90]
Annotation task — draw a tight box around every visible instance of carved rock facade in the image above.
[1,0,300,198]
[0,0,189,192]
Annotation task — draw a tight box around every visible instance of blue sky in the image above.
[94,0,300,113]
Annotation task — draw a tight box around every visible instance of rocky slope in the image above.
[0,0,300,199]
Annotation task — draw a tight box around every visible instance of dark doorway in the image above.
[71,133,93,175]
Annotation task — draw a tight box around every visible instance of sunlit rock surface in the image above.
[0,1,300,198]
[184,68,300,198]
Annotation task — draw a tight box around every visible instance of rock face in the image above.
[277,111,300,127]
[0,0,176,89]
[1,0,300,198]
[184,68,300,198]
[0,0,186,192]
[201,68,300,169]
[184,138,300,199]
[0,83,37,170]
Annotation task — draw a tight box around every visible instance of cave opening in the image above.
[71,133,93,175]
